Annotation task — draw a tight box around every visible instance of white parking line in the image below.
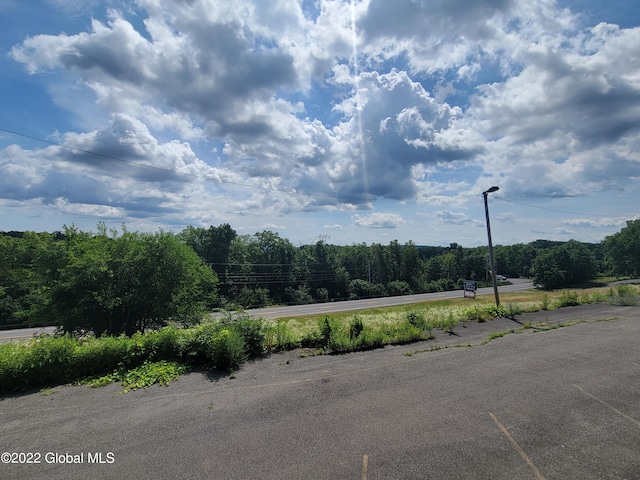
[489,412,546,480]
[572,384,640,429]
[361,454,368,480]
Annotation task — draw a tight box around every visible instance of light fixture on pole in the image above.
[483,186,500,307]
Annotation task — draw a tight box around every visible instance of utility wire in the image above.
[492,195,637,218]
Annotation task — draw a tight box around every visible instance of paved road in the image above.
[0,280,533,343]
[1,304,638,479]
[0,326,58,344]
[244,278,533,319]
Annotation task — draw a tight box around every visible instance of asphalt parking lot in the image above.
[1,304,639,479]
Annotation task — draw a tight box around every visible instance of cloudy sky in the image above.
[1,0,639,246]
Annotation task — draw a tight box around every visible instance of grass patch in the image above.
[3,283,637,393]
[84,361,189,393]
[1,315,265,393]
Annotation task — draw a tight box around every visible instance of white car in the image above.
[496,275,507,281]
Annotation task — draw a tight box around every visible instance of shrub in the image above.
[406,310,426,329]
[505,303,523,318]
[556,290,580,307]
[483,304,506,318]
[441,312,458,333]
[223,315,265,357]
[210,329,247,371]
[349,316,364,340]
[541,294,550,310]
[384,321,423,344]
[606,284,639,306]
[274,320,296,351]
[387,281,412,296]
[319,315,334,348]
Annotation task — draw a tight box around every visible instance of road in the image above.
[244,278,533,319]
[0,326,58,344]
[1,303,638,479]
[0,279,533,343]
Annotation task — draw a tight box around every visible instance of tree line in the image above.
[1,219,639,334]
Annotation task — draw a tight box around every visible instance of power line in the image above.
[493,195,637,218]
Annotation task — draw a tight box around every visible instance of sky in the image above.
[1,0,640,247]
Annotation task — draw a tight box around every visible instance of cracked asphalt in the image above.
[1,303,639,479]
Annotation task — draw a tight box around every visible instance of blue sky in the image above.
[1,0,639,246]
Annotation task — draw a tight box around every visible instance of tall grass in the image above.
[3,285,637,393]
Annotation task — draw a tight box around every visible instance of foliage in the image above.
[208,329,248,372]
[0,232,64,326]
[319,315,336,348]
[532,240,598,289]
[440,312,458,333]
[222,315,266,357]
[606,284,639,306]
[274,320,296,351]
[349,316,364,340]
[405,310,428,331]
[0,318,263,392]
[87,361,190,393]
[556,290,580,307]
[604,220,640,277]
[4,223,627,323]
[5,282,638,393]
[387,280,412,296]
[31,225,218,336]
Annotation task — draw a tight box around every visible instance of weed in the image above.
[319,315,334,347]
[606,284,639,306]
[274,320,296,351]
[210,329,248,372]
[541,294,550,310]
[556,290,580,307]
[485,304,507,318]
[442,311,458,333]
[505,303,523,318]
[223,316,266,357]
[349,316,365,340]
[406,310,426,329]
[486,330,510,341]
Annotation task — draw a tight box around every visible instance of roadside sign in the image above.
[463,280,477,299]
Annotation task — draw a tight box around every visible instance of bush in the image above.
[483,304,507,318]
[556,290,580,307]
[349,316,364,340]
[274,320,296,351]
[209,329,247,372]
[223,315,265,357]
[406,310,426,329]
[387,281,412,296]
[606,285,639,306]
[441,312,458,333]
[319,315,335,348]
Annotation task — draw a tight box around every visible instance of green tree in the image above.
[604,219,640,277]
[532,240,597,289]
[39,226,218,335]
[0,232,64,326]
[179,224,237,297]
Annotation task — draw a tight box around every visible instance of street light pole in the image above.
[483,186,500,307]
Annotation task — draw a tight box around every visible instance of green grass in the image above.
[2,283,637,394]
[84,361,189,393]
